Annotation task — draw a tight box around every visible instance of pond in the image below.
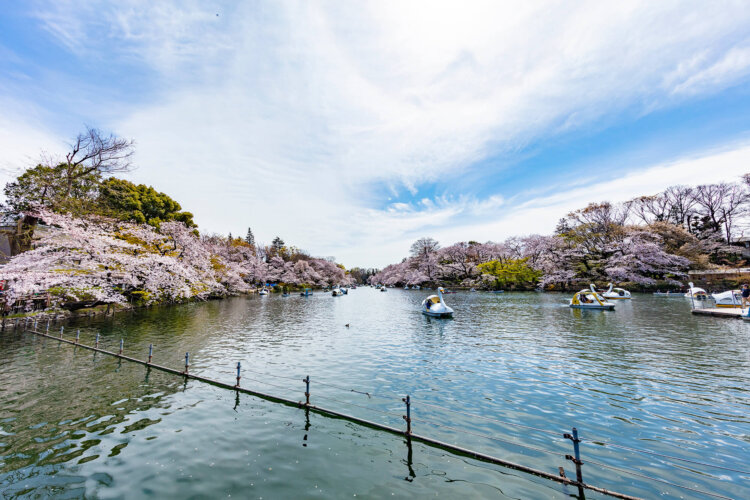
[1,289,749,498]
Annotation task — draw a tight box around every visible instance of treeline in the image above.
[0,128,354,310]
[370,176,749,290]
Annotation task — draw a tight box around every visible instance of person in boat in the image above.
[579,294,590,303]
[742,284,750,307]
[425,300,432,310]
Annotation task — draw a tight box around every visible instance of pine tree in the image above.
[246,227,255,246]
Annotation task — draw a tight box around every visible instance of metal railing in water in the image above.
[5,317,746,500]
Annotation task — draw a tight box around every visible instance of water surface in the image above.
[1,289,749,498]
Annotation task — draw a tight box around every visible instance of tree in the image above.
[604,229,690,284]
[663,185,696,230]
[478,258,541,289]
[269,236,288,259]
[2,127,135,218]
[271,237,285,251]
[410,237,439,258]
[59,127,134,198]
[3,163,99,214]
[245,227,255,246]
[693,182,749,242]
[625,194,671,225]
[98,177,195,227]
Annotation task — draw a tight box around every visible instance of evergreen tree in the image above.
[246,227,255,246]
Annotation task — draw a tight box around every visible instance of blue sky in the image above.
[2,1,750,267]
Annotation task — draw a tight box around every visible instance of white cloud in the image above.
[370,141,750,263]
[670,46,750,96]
[6,1,750,267]
[0,97,63,189]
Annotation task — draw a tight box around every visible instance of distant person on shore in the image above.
[742,284,750,308]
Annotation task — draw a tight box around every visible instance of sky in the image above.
[2,1,750,268]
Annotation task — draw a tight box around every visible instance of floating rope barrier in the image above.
[312,379,395,401]
[15,326,747,500]
[417,400,563,437]
[582,438,750,475]
[585,458,734,500]
[312,394,404,418]
[410,416,562,457]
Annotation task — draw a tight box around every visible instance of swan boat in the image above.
[380,286,387,292]
[685,282,708,299]
[422,287,454,318]
[569,285,615,310]
[300,288,313,297]
[712,289,742,308]
[332,288,344,296]
[601,283,631,300]
[259,288,269,296]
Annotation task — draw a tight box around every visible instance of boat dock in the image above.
[692,307,745,319]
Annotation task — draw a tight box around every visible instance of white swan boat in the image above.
[601,283,631,300]
[332,288,343,296]
[380,286,387,292]
[569,285,615,310]
[422,287,454,318]
[712,289,742,308]
[685,282,708,299]
[259,288,269,296]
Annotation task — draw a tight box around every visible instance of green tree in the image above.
[246,227,255,246]
[98,177,195,227]
[477,258,542,289]
[3,163,100,214]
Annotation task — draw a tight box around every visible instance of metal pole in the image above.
[564,427,584,486]
[184,352,189,374]
[236,362,241,388]
[95,333,100,348]
[75,329,80,344]
[304,376,310,406]
[46,320,50,332]
[59,326,64,339]
[148,344,153,364]
[119,339,124,355]
[403,395,412,435]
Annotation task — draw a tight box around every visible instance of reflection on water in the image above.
[1,290,749,498]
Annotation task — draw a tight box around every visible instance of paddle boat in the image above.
[380,286,387,292]
[421,287,454,318]
[413,285,421,290]
[601,283,631,300]
[712,289,742,308]
[300,288,313,297]
[569,284,615,310]
[332,288,343,296]
[341,287,348,295]
[685,282,708,299]
[259,288,269,296]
